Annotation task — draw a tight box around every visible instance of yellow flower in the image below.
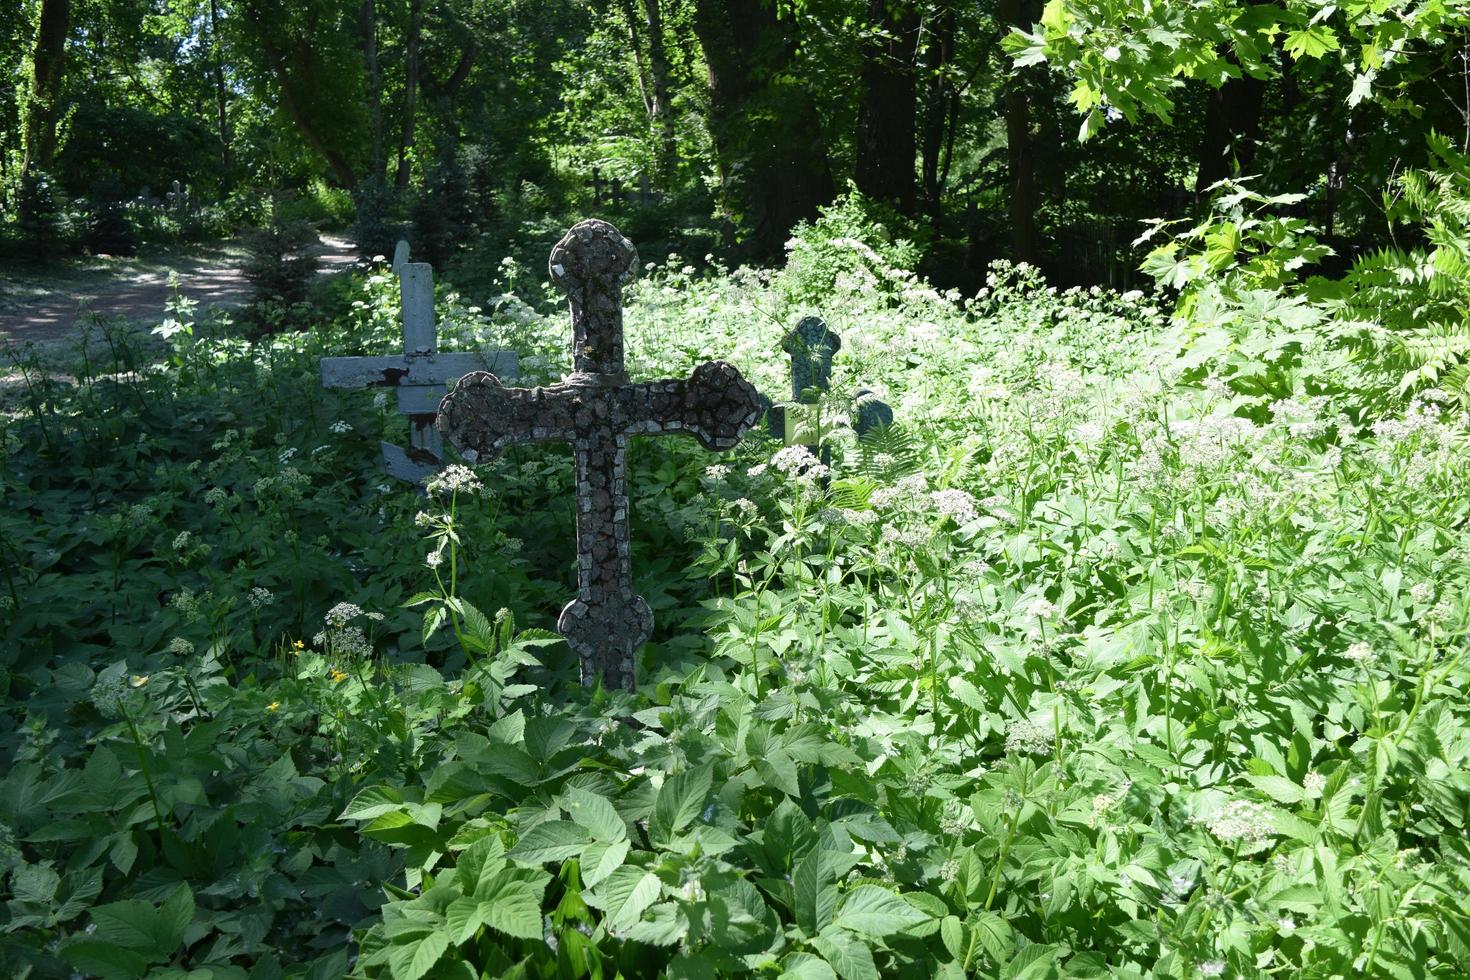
[266,701,280,712]
[328,668,349,683]
[292,639,305,651]
[129,674,149,688]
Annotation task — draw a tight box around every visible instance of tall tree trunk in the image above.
[855,0,920,214]
[395,0,422,189]
[618,0,654,116]
[22,0,69,175]
[1000,0,1041,264]
[363,0,383,178]
[691,0,834,260]
[209,0,232,175]
[1194,71,1266,199]
[919,3,955,217]
[642,0,677,178]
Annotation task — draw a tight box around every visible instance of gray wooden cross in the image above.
[319,242,517,483]
[760,315,894,447]
[437,219,763,690]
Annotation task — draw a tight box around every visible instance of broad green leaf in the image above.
[1283,26,1339,59]
[478,880,546,940]
[387,932,448,980]
[793,849,838,937]
[779,953,839,980]
[812,926,879,980]
[585,867,661,932]
[1245,774,1306,804]
[565,787,626,842]
[60,940,151,980]
[833,885,927,937]
[971,911,1014,965]
[580,838,630,889]
[652,764,714,842]
[508,821,589,864]
[342,785,406,821]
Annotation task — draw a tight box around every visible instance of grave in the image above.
[760,315,893,450]
[319,242,518,483]
[437,219,762,690]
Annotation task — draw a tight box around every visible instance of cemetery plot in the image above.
[438,219,762,689]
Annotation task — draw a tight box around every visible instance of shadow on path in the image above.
[0,234,359,346]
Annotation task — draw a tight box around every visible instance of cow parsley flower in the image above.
[1344,641,1372,663]
[930,488,979,525]
[329,420,353,434]
[426,464,485,497]
[324,602,364,628]
[1205,800,1275,844]
[1004,718,1054,756]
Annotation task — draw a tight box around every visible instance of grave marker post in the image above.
[320,241,518,483]
[437,219,762,689]
[759,316,894,450]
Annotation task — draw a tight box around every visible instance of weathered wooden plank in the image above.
[380,441,439,483]
[320,351,518,389]
[397,385,447,414]
[400,263,435,353]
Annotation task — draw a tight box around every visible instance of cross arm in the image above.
[618,361,763,451]
[320,351,518,390]
[437,372,580,463]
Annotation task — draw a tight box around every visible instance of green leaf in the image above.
[580,838,630,889]
[387,932,449,980]
[422,605,447,646]
[812,927,879,980]
[479,880,546,940]
[1003,943,1059,979]
[342,785,406,821]
[793,849,838,937]
[1245,774,1306,804]
[157,883,193,952]
[60,940,151,980]
[585,867,661,932]
[508,820,589,864]
[455,835,507,897]
[1283,25,1339,59]
[565,787,626,842]
[971,911,1014,965]
[780,953,839,980]
[652,764,713,842]
[833,885,927,937]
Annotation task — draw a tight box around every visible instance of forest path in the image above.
[0,233,358,347]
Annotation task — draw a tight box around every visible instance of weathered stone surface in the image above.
[437,219,762,690]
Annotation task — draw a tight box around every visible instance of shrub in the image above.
[351,176,404,263]
[241,216,321,312]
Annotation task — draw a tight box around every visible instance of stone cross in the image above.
[437,219,762,690]
[320,241,518,483]
[760,316,894,447]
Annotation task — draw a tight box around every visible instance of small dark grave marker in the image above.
[437,219,762,690]
[760,315,893,449]
[319,242,518,483]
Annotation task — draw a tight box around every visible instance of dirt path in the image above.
[0,234,359,346]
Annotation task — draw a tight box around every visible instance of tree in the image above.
[690,0,835,260]
[1000,0,1043,263]
[854,0,921,214]
[22,0,70,176]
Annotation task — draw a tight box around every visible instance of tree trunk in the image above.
[22,0,69,175]
[855,0,920,214]
[642,0,677,178]
[209,0,232,175]
[395,0,422,189]
[1000,0,1041,264]
[919,3,955,217]
[691,0,834,261]
[1194,70,1267,199]
[363,0,383,178]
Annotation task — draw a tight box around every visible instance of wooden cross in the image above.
[437,219,762,690]
[760,316,893,447]
[319,242,518,483]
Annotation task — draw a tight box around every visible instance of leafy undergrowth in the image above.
[3,203,1470,978]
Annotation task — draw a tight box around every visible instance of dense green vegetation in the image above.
[6,0,1470,978]
[5,197,1470,977]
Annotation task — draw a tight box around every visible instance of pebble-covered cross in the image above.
[436,219,763,690]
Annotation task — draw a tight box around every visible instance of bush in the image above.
[15,171,66,260]
[85,181,138,256]
[409,151,476,267]
[241,216,321,313]
[351,176,404,263]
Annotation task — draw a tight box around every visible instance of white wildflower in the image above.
[930,489,979,525]
[1205,800,1275,844]
[329,420,353,435]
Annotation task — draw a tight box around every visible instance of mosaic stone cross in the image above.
[761,316,894,446]
[319,241,518,483]
[437,219,763,690]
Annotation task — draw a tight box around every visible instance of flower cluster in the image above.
[426,464,486,497]
[1205,799,1275,844]
[1004,718,1054,756]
